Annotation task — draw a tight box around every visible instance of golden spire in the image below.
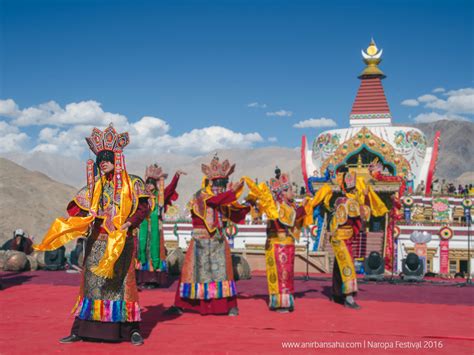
[359,38,385,78]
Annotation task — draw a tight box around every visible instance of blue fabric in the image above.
[79,298,91,320]
[307,168,335,194]
[112,300,121,322]
[312,205,325,251]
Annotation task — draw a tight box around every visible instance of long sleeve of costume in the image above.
[164,173,180,207]
[242,177,279,219]
[206,190,238,207]
[67,201,88,217]
[302,184,333,226]
[227,205,251,224]
[126,197,151,229]
[296,205,307,220]
[355,176,388,217]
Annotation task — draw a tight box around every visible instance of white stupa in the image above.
[302,39,438,192]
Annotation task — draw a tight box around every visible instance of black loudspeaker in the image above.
[364,251,385,281]
[401,252,424,282]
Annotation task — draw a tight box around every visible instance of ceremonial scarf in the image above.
[34,170,134,278]
[243,176,333,226]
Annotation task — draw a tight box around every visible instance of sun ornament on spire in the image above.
[360,38,385,78]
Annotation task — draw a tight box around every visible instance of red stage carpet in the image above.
[0,271,473,354]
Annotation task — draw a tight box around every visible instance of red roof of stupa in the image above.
[350,77,391,119]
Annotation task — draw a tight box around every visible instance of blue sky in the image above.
[0,0,472,156]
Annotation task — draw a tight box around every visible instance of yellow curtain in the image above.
[91,171,133,278]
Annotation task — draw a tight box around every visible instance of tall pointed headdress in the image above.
[268,166,291,200]
[85,123,130,155]
[84,123,130,202]
[145,164,168,181]
[201,155,235,180]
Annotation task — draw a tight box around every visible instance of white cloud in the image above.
[293,117,337,129]
[127,126,263,155]
[0,99,20,117]
[413,112,468,123]
[31,122,264,157]
[406,87,474,123]
[2,98,266,157]
[417,94,438,103]
[170,126,263,154]
[266,110,293,117]
[247,102,267,109]
[425,88,474,114]
[0,120,29,153]
[31,143,61,154]
[401,99,419,107]
[445,88,474,96]
[268,137,278,143]
[4,99,128,127]
[131,116,170,137]
[34,124,95,156]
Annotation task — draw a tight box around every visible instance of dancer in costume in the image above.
[384,192,402,272]
[243,167,332,312]
[330,166,388,309]
[34,124,150,345]
[167,155,249,316]
[136,164,185,289]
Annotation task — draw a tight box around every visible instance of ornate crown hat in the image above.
[201,155,235,180]
[84,123,130,202]
[268,167,291,195]
[85,123,130,156]
[145,163,168,181]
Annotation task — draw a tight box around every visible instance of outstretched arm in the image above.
[206,180,244,208]
[206,190,238,208]
[164,171,186,206]
[227,205,251,224]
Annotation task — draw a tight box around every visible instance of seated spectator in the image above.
[1,229,33,255]
[44,246,67,271]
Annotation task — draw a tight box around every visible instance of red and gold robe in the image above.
[174,187,249,315]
